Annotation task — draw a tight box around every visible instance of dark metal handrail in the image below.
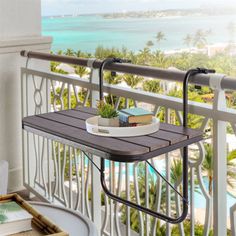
[20,50,236,90]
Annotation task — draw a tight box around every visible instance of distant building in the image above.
[206,43,228,57]
[165,42,236,57]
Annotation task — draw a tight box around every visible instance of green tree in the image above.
[170,159,183,184]
[50,61,69,74]
[192,29,209,49]
[104,72,122,85]
[120,163,166,235]
[172,220,214,236]
[202,144,236,195]
[65,48,75,56]
[146,40,154,48]
[183,34,192,48]
[228,149,236,161]
[143,80,162,93]
[104,72,122,106]
[156,31,166,49]
[137,47,152,65]
[75,50,83,58]
[123,74,144,88]
[153,50,168,68]
[57,50,63,55]
[75,66,89,78]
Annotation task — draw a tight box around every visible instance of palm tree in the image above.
[120,163,166,235]
[121,46,129,58]
[228,149,236,161]
[104,71,122,85]
[137,47,152,65]
[202,144,236,196]
[75,66,89,78]
[128,51,138,64]
[170,159,183,184]
[183,34,192,48]
[231,91,236,108]
[104,72,122,106]
[143,80,162,94]
[192,29,209,49]
[57,50,63,55]
[123,74,143,89]
[51,61,60,72]
[65,48,75,56]
[75,50,82,58]
[156,31,166,49]
[153,50,168,68]
[146,40,154,48]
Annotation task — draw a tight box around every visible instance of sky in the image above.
[41,0,236,16]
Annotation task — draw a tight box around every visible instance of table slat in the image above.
[22,108,203,162]
[159,123,200,138]
[149,130,187,144]
[38,113,86,129]
[118,136,169,151]
[23,116,149,156]
[39,112,170,151]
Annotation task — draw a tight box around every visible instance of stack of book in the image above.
[0,201,33,235]
[119,107,153,126]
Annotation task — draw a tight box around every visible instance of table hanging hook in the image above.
[98,57,131,101]
[97,66,215,223]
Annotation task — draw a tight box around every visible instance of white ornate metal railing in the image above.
[21,63,236,236]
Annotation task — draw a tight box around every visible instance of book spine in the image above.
[118,112,129,123]
[119,120,130,127]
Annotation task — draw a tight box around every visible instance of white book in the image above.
[0,201,33,236]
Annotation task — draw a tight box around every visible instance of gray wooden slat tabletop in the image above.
[22,108,203,162]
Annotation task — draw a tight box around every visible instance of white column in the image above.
[90,68,101,234]
[0,0,52,192]
[213,89,227,236]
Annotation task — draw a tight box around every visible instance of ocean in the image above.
[42,14,236,53]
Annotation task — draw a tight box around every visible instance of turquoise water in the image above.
[42,14,236,53]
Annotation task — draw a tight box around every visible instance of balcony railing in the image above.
[21,51,236,236]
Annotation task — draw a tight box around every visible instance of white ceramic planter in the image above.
[98,116,119,127]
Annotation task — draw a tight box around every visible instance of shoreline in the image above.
[42,7,236,19]
[52,42,232,58]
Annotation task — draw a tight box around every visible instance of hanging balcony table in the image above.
[22,107,202,162]
[22,64,215,224]
[22,106,203,223]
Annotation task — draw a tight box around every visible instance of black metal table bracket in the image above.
[93,60,216,223]
[21,55,213,224]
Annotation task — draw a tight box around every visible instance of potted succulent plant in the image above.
[97,101,119,127]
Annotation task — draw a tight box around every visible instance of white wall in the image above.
[0,0,41,39]
[0,0,52,192]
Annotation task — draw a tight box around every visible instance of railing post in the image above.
[90,62,100,108]
[212,89,227,236]
[165,108,171,236]
[230,123,236,236]
[90,67,102,235]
